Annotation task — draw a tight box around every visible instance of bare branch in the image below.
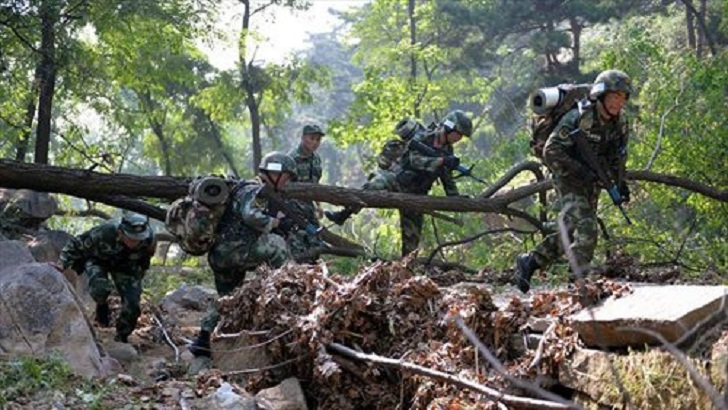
[327,342,574,409]
[646,78,685,170]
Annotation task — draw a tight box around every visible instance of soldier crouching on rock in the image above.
[56,213,156,343]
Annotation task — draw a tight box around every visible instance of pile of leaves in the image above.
[213,259,634,409]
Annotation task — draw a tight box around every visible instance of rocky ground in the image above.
[1,253,726,410]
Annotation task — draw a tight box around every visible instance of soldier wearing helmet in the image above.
[189,151,295,359]
[514,70,634,294]
[325,110,473,256]
[57,213,156,343]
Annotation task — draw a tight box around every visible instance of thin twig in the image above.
[425,228,533,266]
[223,354,307,376]
[646,77,685,170]
[528,322,556,371]
[151,313,179,363]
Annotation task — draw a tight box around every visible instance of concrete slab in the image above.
[570,285,728,348]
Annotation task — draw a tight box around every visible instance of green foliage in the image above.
[0,355,73,406]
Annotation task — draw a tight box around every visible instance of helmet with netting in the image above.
[442,110,473,137]
[119,213,152,241]
[590,69,634,99]
[259,151,297,179]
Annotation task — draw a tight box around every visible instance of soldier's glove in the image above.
[277,217,297,234]
[442,155,461,170]
[618,182,631,203]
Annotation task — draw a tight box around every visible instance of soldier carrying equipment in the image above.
[529,83,592,159]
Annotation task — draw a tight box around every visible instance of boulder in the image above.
[0,240,36,271]
[256,377,308,410]
[0,189,58,228]
[190,382,257,410]
[570,285,728,348]
[0,261,104,378]
[162,284,217,312]
[25,230,74,263]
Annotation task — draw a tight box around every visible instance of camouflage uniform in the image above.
[58,221,155,341]
[531,105,629,270]
[200,178,291,332]
[331,128,461,256]
[287,143,326,263]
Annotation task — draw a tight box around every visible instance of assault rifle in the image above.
[260,185,322,236]
[570,129,632,225]
[406,138,488,185]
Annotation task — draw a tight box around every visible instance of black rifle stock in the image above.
[570,129,632,225]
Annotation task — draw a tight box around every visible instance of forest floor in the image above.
[1,255,725,409]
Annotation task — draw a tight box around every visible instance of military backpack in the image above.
[529,83,592,159]
[165,177,232,255]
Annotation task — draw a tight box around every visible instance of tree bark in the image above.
[239,0,262,171]
[34,0,59,165]
[15,67,42,162]
[0,160,725,212]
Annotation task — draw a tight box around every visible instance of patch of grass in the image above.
[578,348,716,409]
[0,354,74,406]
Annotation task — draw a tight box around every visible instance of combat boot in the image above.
[325,208,354,225]
[514,253,540,294]
[95,303,111,327]
[188,330,211,358]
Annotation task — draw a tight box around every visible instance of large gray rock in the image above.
[256,378,308,410]
[0,240,36,272]
[571,285,728,348]
[0,189,58,226]
[190,382,257,410]
[162,284,217,312]
[0,262,104,378]
[25,230,74,263]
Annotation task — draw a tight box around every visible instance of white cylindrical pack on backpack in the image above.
[530,87,563,115]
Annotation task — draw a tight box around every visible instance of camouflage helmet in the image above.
[259,151,297,179]
[442,110,473,137]
[118,213,152,241]
[590,69,634,99]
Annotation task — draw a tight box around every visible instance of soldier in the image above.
[325,110,472,256]
[514,69,633,293]
[57,213,156,343]
[188,152,295,358]
[287,124,327,263]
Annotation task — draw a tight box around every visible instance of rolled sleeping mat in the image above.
[395,117,419,140]
[191,177,230,206]
[530,86,563,116]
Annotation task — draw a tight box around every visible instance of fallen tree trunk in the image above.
[1,160,725,215]
[326,342,573,410]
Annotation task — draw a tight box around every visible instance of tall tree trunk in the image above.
[686,3,697,52]
[15,68,42,162]
[408,0,418,117]
[569,17,582,76]
[206,115,241,178]
[239,0,262,171]
[696,0,707,58]
[139,91,172,176]
[34,0,58,165]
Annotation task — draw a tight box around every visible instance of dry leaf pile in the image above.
[214,259,511,409]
